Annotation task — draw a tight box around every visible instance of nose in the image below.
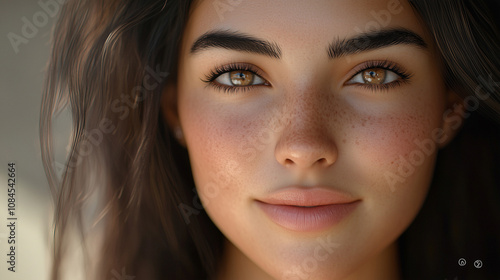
[274,94,337,170]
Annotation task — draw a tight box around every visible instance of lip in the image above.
[256,186,360,232]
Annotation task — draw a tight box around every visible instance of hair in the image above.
[400,1,500,279]
[40,0,500,279]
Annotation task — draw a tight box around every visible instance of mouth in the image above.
[256,186,360,232]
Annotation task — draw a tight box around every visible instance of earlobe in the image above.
[160,81,186,146]
[438,90,465,149]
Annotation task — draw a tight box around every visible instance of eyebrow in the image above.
[190,28,427,60]
[190,30,282,59]
[327,28,427,59]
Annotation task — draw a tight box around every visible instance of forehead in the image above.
[182,0,428,52]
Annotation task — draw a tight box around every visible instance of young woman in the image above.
[40,0,500,279]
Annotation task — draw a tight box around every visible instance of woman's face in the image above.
[164,0,458,279]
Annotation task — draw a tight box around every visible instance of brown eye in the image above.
[347,67,400,86]
[230,70,254,86]
[214,69,267,87]
[362,68,386,84]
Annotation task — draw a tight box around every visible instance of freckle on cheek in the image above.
[362,114,431,161]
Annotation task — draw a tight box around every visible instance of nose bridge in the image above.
[275,83,337,169]
[283,83,332,134]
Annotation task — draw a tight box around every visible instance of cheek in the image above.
[327,89,448,263]
[177,91,257,223]
[344,84,447,186]
[344,86,447,231]
[348,110,438,215]
[354,111,436,172]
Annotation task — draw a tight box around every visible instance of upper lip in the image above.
[256,186,359,207]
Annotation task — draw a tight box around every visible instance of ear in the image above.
[160,81,186,146]
[437,89,466,149]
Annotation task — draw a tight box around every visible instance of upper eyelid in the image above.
[202,63,270,87]
[205,63,265,79]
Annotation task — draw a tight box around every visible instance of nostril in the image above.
[317,158,327,165]
[275,127,338,169]
[283,157,329,167]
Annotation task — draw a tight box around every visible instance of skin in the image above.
[162,0,463,279]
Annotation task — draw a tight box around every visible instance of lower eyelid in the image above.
[208,82,258,94]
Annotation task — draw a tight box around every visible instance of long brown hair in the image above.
[40,0,500,279]
[402,0,500,279]
[41,0,222,279]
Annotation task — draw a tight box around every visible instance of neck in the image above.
[216,239,400,280]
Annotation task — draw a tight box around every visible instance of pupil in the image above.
[363,68,385,84]
[231,71,253,86]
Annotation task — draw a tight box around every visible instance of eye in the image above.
[347,68,400,85]
[215,70,267,87]
[202,63,270,93]
[344,60,412,92]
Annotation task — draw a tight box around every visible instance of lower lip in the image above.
[256,201,360,232]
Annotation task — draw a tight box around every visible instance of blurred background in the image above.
[0,0,69,279]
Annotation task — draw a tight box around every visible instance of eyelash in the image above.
[201,60,412,94]
[347,60,412,92]
[201,63,267,94]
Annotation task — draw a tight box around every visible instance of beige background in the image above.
[0,0,68,279]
